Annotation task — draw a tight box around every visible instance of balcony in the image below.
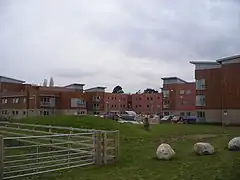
[93,106,100,110]
[40,101,55,107]
[163,104,169,109]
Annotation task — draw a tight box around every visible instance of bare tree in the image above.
[49,77,54,87]
[43,79,48,87]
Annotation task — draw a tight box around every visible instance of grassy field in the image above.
[14,116,240,180]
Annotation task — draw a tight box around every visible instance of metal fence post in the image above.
[95,131,102,165]
[0,136,4,180]
[102,132,107,164]
[114,130,119,162]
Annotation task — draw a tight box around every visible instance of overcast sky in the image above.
[0,0,240,93]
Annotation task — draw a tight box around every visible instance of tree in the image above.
[136,90,141,94]
[43,79,48,87]
[112,85,124,93]
[144,88,158,94]
[49,77,54,87]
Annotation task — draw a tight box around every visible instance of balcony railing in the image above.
[163,104,169,109]
[92,99,101,102]
[40,101,56,107]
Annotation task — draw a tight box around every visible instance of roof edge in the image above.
[189,61,219,65]
[216,54,240,63]
[0,76,25,83]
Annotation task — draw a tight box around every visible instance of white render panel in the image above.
[195,64,221,70]
[163,79,185,84]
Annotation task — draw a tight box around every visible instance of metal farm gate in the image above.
[0,122,119,180]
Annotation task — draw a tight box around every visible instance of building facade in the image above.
[85,87,106,115]
[0,79,87,119]
[161,77,196,116]
[191,55,240,125]
[104,93,129,113]
[131,93,162,115]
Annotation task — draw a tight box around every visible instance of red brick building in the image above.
[104,92,162,115]
[131,93,162,115]
[0,77,87,119]
[85,87,106,115]
[161,77,196,116]
[104,93,129,113]
[191,55,240,125]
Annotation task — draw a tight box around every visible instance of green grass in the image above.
[14,116,240,180]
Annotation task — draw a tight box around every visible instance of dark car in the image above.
[183,116,197,124]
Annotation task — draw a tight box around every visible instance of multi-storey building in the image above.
[85,87,106,115]
[104,93,129,113]
[131,93,162,115]
[191,55,240,125]
[0,77,87,118]
[161,77,196,116]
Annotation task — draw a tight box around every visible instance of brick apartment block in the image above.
[191,55,240,125]
[0,77,87,119]
[161,77,196,116]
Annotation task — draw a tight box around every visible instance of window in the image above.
[147,105,149,108]
[180,90,185,94]
[158,97,161,99]
[196,95,205,106]
[136,105,138,108]
[139,98,141,100]
[139,105,142,108]
[164,112,169,116]
[147,97,149,100]
[114,105,117,107]
[150,97,153,100]
[112,97,114,100]
[186,90,191,94]
[2,99,8,104]
[12,98,19,104]
[111,105,114,107]
[196,79,206,90]
[16,111,18,115]
[23,98,26,103]
[180,112,185,116]
[23,111,26,115]
[197,111,205,121]
[123,104,125,108]
[162,90,169,98]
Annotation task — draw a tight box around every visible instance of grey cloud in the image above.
[0,0,239,92]
[88,0,240,61]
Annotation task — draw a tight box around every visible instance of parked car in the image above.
[160,115,173,123]
[183,116,197,124]
[171,116,184,123]
[118,119,143,125]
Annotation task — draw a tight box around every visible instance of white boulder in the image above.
[193,142,215,155]
[228,137,240,151]
[156,143,175,160]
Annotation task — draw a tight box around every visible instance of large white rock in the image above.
[228,137,240,151]
[156,143,175,160]
[193,142,215,155]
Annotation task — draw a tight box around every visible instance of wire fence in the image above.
[0,122,119,180]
